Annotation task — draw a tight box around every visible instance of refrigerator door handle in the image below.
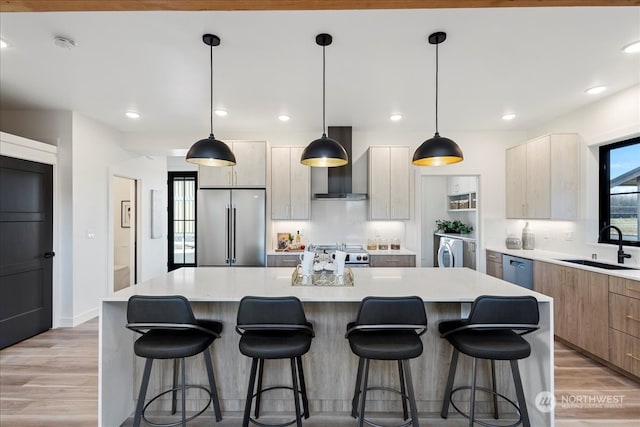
[232,205,237,263]
[225,204,231,264]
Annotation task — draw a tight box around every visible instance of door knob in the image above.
[44,252,56,259]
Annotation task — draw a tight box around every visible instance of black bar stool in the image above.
[235,296,315,427]
[126,295,223,427]
[439,295,540,427]
[346,296,428,427]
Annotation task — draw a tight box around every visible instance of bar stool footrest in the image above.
[450,385,523,427]
[142,384,212,427]
[249,385,306,427]
[355,386,415,427]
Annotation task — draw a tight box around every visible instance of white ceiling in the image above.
[0,7,639,145]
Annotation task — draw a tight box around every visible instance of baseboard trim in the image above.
[58,307,99,328]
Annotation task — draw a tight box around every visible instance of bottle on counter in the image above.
[522,222,535,250]
[295,230,301,245]
[391,238,401,250]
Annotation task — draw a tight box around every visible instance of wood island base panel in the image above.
[99,267,553,426]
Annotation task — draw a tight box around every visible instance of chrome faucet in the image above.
[599,225,632,264]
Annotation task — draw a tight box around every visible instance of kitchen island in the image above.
[99,267,553,426]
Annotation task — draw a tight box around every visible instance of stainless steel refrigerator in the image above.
[197,189,266,266]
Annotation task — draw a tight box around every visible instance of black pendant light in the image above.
[186,34,236,167]
[300,33,348,167]
[413,32,463,166]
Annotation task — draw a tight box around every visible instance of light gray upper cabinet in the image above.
[506,134,578,220]
[271,146,310,220]
[369,146,410,220]
[199,141,266,188]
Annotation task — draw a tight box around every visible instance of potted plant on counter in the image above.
[435,219,473,234]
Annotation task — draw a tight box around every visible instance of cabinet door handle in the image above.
[625,315,640,323]
[234,171,238,185]
[626,353,640,362]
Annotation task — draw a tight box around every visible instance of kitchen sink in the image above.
[558,259,638,271]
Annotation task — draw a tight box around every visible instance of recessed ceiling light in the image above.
[278,114,291,122]
[214,109,227,117]
[622,40,640,54]
[0,39,7,49]
[53,35,77,49]
[389,114,403,122]
[502,113,516,121]
[125,111,140,119]
[586,86,606,95]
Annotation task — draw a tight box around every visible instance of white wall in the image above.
[124,128,525,266]
[0,110,168,327]
[513,84,640,264]
[0,110,74,326]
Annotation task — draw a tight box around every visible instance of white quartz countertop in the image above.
[106,267,550,303]
[267,249,417,256]
[486,247,640,281]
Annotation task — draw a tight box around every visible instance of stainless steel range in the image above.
[310,243,369,267]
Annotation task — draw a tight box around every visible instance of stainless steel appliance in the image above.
[437,237,464,268]
[502,254,533,289]
[311,243,370,267]
[197,189,266,266]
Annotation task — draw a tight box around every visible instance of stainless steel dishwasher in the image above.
[501,254,533,289]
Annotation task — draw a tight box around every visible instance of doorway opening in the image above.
[420,175,479,269]
[112,176,137,292]
[167,172,197,272]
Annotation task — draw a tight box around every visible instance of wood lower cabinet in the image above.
[266,254,300,267]
[369,254,416,267]
[609,329,640,378]
[609,277,640,378]
[534,261,609,360]
[485,250,503,279]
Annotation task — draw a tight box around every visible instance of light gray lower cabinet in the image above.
[369,254,416,267]
[463,241,476,270]
[485,250,503,279]
[266,254,300,267]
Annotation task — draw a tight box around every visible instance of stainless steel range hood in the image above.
[312,126,367,200]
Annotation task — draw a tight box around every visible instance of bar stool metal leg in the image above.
[243,358,259,427]
[490,359,499,420]
[511,360,530,427]
[357,358,370,427]
[296,356,310,418]
[402,359,420,427]
[204,350,223,421]
[290,358,303,427]
[254,359,265,418]
[469,357,478,427]
[441,348,459,419]
[351,357,364,418]
[133,358,154,427]
[171,358,179,415]
[181,356,187,426]
[398,360,409,421]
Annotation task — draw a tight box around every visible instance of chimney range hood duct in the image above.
[312,126,367,200]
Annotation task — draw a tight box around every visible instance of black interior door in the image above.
[0,155,53,349]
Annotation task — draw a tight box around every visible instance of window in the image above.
[599,137,640,247]
[168,172,197,271]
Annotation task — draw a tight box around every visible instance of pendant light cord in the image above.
[434,41,439,135]
[322,44,326,136]
[209,43,214,137]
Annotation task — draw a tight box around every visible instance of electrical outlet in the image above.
[564,231,574,241]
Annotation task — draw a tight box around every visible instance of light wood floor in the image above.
[1,318,639,426]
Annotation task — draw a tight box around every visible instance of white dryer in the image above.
[437,237,464,268]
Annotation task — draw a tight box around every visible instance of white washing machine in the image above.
[437,237,464,268]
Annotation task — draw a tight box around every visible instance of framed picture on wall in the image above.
[121,200,131,228]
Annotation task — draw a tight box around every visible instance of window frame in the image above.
[167,171,198,271]
[598,136,640,247]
